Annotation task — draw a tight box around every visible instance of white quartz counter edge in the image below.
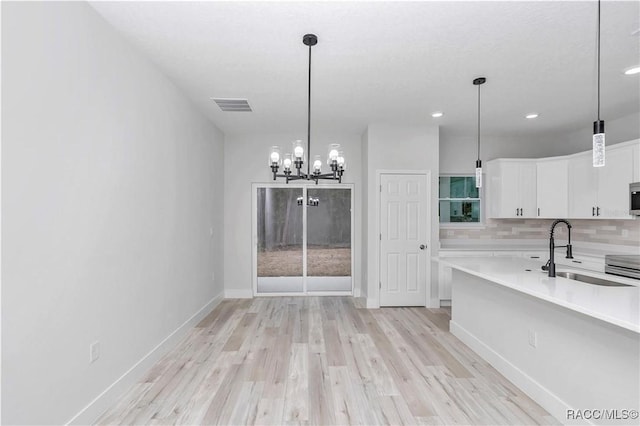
[435,256,640,334]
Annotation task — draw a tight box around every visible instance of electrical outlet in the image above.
[528,330,537,348]
[90,341,100,363]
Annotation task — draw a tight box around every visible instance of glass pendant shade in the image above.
[337,151,346,170]
[293,140,305,161]
[313,155,322,172]
[327,143,340,164]
[283,153,293,170]
[269,146,281,166]
[593,120,605,167]
[475,160,482,188]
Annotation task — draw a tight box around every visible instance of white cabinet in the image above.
[487,160,537,218]
[536,158,568,218]
[568,144,635,219]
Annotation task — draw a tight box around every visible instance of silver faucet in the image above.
[542,219,574,277]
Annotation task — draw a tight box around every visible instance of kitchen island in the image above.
[437,256,640,425]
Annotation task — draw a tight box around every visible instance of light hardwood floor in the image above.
[96,297,559,425]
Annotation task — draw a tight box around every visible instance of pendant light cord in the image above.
[477,83,481,161]
[307,44,312,178]
[597,0,601,121]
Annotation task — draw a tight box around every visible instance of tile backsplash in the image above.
[440,219,640,247]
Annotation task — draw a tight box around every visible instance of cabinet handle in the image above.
[592,207,595,216]
[597,206,600,216]
[519,208,523,216]
[516,208,519,216]
[537,207,540,217]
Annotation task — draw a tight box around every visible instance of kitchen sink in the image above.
[555,271,632,287]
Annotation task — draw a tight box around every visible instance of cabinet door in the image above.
[596,146,634,218]
[568,153,598,218]
[537,159,568,218]
[495,162,520,218]
[519,163,537,218]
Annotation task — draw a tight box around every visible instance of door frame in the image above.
[376,170,432,307]
[251,182,355,297]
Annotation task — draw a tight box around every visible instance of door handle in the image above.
[419,244,426,250]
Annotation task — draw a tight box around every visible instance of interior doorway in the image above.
[379,172,430,306]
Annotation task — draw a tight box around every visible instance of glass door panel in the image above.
[256,187,303,293]
[306,188,352,292]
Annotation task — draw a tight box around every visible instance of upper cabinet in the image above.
[537,158,568,218]
[487,139,639,220]
[568,143,635,219]
[486,159,536,218]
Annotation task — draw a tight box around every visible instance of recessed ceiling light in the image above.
[431,111,444,118]
[624,66,640,75]
[525,113,539,119]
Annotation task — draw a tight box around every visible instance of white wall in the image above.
[2,2,224,424]
[360,128,369,299]
[363,124,440,308]
[440,111,640,174]
[557,112,640,156]
[224,132,362,298]
[440,133,554,174]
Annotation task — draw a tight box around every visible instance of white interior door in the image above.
[379,173,429,306]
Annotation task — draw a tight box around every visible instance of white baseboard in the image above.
[224,288,253,299]
[450,321,583,425]
[66,292,224,425]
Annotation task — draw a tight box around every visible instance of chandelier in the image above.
[269,34,346,185]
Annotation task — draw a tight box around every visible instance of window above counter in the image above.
[439,175,484,227]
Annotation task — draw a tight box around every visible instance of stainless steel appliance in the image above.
[605,255,640,280]
[630,182,640,216]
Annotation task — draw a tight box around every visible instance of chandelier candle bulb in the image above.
[313,155,322,173]
[327,144,340,165]
[269,146,281,166]
[283,154,292,170]
[293,140,305,160]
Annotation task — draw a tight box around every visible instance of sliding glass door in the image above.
[306,188,352,292]
[254,184,353,295]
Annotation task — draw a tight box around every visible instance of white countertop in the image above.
[435,256,640,334]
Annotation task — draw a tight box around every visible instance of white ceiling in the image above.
[90,1,640,138]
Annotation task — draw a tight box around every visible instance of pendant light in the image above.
[473,77,486,188]
[269,34,346,184]
[592,0,605,167]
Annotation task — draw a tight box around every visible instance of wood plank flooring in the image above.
[96,297,559,425]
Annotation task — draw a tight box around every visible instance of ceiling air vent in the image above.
[211,98,252,112]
